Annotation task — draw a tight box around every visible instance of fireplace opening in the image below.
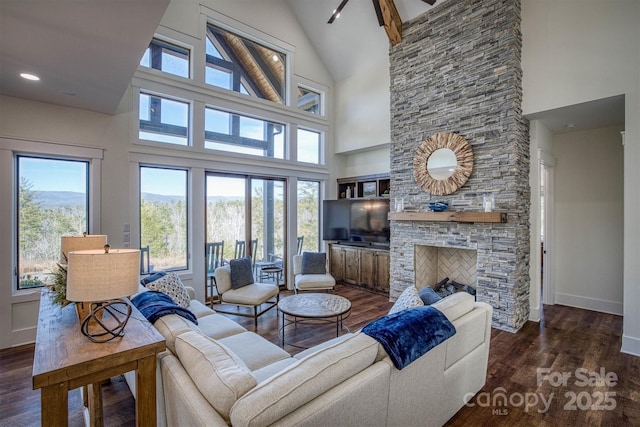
[414,245,478,297]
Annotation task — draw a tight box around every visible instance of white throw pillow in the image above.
[388,285,424,315]
[175,331,257,420]
[146,272,191,308]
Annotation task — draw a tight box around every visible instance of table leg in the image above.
[41,382,68,427]
[136,355,157,427]
[87,382,104,427]
[281,311,285,346]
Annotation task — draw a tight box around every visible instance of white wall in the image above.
[522,0,640,355]
[334,67,391,154]
[553,126,624,314]
[0,97,128,349]
[0,0,333,349]
[341,147,391,178]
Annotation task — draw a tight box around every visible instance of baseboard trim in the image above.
[528,305,542,322]
[554,292,623,316]
[621,335,640,357]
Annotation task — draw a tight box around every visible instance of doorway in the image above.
[540,156,555,305]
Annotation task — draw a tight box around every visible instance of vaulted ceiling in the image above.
[0,0,624,132]
[0,0,169,114]
[285,0,437,81]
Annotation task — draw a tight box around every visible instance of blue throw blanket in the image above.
[131,291,198,325]
[362,306,456,370]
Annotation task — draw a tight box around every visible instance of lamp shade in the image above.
[66,249,140,302]
[60,234,108,263]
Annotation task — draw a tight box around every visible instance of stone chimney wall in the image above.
[388,0,530,332]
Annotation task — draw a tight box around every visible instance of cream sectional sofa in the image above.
[126,287,492,427]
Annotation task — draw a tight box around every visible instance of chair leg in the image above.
[254,306,258,328]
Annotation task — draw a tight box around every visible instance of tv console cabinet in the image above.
[328,243,390,296]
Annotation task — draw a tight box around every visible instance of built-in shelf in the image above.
[388,211,507,223]
[337,173,390,199]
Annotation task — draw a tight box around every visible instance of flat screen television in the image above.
[322,199,390,246]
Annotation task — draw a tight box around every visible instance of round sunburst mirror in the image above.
[413,132,474,196]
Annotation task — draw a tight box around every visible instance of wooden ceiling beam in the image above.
[375,0,403,46]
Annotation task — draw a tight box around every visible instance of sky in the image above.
[19,157,87,193]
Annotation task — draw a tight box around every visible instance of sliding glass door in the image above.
[251,178,285,268]
[206,174,286,277]
[205,175,246,262]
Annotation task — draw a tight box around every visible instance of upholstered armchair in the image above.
[213,256,279,326]
[292,252,335,294]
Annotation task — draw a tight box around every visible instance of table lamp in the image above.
[60,233,108,263]
[66,245,140,343]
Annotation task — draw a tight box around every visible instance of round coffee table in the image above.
[278,293,351,347]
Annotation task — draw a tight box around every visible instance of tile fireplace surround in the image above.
[388,0,530,332]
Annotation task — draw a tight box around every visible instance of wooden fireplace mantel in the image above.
[388,211,507,223]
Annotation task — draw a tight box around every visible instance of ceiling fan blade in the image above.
[328,0,350,24]
[372,0,384,26]
[422,0,437,5]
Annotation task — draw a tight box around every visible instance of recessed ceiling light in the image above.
[272,54,279,62]
[20,73,40,81]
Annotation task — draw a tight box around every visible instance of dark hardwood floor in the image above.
[1,284,638,426]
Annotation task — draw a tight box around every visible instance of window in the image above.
[205,24,286,104]
[17,156,89,290]
[297,128,321,164]
[139,93,190,146]
[205,107,285,159]
[297,86,321,114]
[297,180,320,252]
[140,166,188,272]
[140,38,190,78]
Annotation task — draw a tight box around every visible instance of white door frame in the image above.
[540,150,556,306]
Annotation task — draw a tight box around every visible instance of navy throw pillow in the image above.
[301,252,327,274]
[141,270,167,286]
[419,286,443,305]
[230,256,254,289]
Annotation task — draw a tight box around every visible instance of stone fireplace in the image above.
[388,0,530,332]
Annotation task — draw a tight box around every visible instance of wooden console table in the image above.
[32,290,166,427]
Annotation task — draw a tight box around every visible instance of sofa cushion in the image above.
[214,265,233,294]
[230,256,254,289]
[294,333,354,360]
[218,331,291,371]
[251,358,299,384]
[145,272,191,308]
[431,292,475,322]
[175,331,257,421]
[220,283,279,306]
[444,306,486,369]
[301,252,327,274]
[230,333,378,427]
[153,313,202,353]
[188,299,217,318]
[196,313,247,340]
[388,285,424,315]
[295,273,335,290]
